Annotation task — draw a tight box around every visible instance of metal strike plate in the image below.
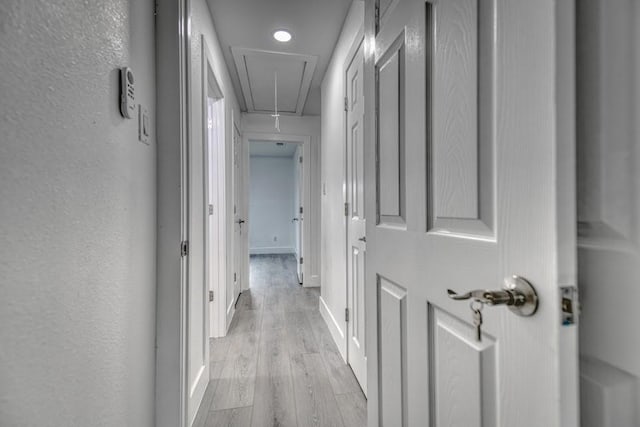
[560,286,578,326]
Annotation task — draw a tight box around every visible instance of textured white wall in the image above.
[0,1,156,426]
[242,113,322,285]
[249,156,296,253]
[320,0,364,359]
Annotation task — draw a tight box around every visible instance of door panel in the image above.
[577,0,640,424]
[347,40,368,393]
[431,0,494,235]
[365,0,579,426]
[431,306,497,427]
[376,37,405,224]
[378,277,406,426]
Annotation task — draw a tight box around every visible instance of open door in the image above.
[231,124,243,312]
[364,0,579,425]
[346,38,367,395]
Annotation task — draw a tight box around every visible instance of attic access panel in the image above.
[232,47,318,116]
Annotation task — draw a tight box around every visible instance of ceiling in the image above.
[206,0,353,116]
[250,140,298,157]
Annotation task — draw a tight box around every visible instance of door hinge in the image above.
[209,290,214,302]
[234,272,237,282]
[208,204,214,215]
[345,308,350,322]
[299,156,303,163]
[180,240,189,257]
[299,206,303,214]
[344,202,349,216]
[344,96,349,112]
[300,257,304,265]
[374,2,380,32]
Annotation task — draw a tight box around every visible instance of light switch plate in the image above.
[138,105,150,144]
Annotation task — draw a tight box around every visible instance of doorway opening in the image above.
[241,132,312,293]
[248,139,304,287]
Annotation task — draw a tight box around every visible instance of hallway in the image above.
[193,255,366,427]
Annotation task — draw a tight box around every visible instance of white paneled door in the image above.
[364,0,579,426]
[346,39,367,395]
[295,146,304,284]
[232,125,243,310]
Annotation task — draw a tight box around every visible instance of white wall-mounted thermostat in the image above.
[120,67,136,119]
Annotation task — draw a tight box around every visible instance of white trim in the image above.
[319,296,347,362]
[154,0,190,425]
[226,296,236,333]
[249,247,295,255]
[308,275,321,287]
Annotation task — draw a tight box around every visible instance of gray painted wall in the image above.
[0,1,157,425]
[249,155,297,253]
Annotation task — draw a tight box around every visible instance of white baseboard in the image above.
[304,274,321,288]
[249,247,295,255]
[319,296,346,362]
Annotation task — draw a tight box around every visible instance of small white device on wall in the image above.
[120,67,136,119]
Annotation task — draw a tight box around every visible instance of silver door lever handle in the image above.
[447,275,538,317]
[447,289,518,305]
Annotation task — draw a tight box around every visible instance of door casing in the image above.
[242,132,313,289]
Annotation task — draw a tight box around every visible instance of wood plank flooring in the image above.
[193,254,366,427]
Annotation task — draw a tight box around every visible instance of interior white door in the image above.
[346,39,367,395]
[577,1,640,425]
[294,145,304,284]
[186,94,211,426]
[232,125,243,306]
[364,0,579,426]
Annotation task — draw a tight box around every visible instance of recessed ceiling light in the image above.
[273,30,292,42]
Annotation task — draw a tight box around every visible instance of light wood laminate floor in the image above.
[193,254,367,427]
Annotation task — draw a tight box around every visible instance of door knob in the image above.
[358,236,366,242]
[292,218,299,222]
[237,219,245,224]
[447,275,538,316]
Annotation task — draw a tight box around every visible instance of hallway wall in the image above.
[242,113,322,286]
[320,0,365,360]
[0,1,157,425]
[249,155,296,254]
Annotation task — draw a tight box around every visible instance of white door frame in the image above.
[155,0,191,426]
[202,36,227,339]
[242,132,312,288]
